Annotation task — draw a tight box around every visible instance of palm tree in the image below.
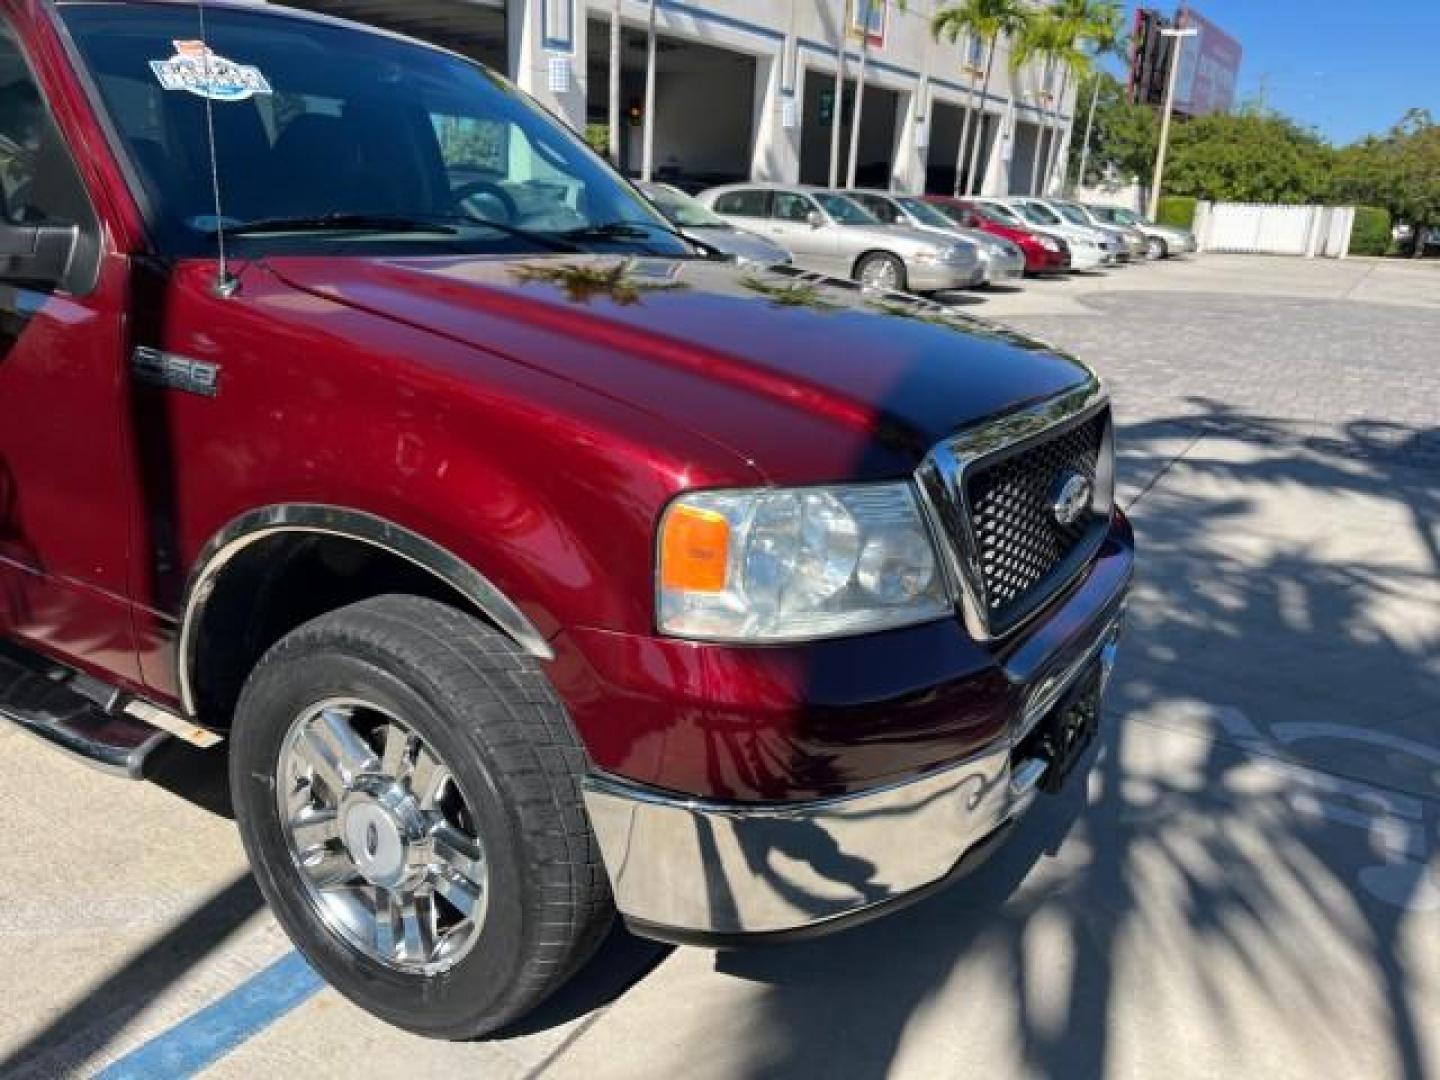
[931,0,1029,196]
[1010,6,1073,195]
[607,0,621,165]
[845,0,876,189]
[829,0,852,188]
[640,0,658,180]
[1037,2,1095,194]
[845,0,907,190]
[951,37,983,196]
[1073,1,1126,191]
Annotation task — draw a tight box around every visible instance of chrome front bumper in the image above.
[583,612,1124,942]
[981,251,1026,285]
[909,260,979,292]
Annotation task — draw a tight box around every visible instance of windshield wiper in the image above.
[212,213,461,238]
[209,212,591,254]
[558,220,726,260]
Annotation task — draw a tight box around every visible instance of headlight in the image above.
[657,484,951,641]
[1039,236,1061,253]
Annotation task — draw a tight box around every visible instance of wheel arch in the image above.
[851,248,904,280]
[179,504,552,726]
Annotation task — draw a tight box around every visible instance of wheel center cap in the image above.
[340,779,428,889]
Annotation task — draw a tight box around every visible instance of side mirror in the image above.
[806,210,824,229]
[0,221,78,289]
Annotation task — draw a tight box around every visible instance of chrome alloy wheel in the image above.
[859,256,901,290]
[276,698,488,974]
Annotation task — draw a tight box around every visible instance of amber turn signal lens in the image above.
[660,505,730,593]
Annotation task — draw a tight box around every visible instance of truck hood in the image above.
[264,254,1095,483]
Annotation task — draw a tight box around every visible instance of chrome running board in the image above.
[0,642,180,778]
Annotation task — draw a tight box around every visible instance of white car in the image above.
[978,197,1119,270]
[1038,199,1147,261]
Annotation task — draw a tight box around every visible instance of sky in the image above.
[1115,1,1439,145]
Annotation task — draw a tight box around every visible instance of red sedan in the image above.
[923,195,1072,275]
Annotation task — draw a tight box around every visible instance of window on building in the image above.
[713,189,771,218]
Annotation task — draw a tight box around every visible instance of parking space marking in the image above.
[1184,705,1440,912]
[94,951,323,1080]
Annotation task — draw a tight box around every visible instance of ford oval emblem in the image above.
[1050,471,1093,527]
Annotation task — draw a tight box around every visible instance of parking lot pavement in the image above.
[2,256,1436,1078]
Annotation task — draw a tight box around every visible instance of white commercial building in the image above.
[294,0,1076,196]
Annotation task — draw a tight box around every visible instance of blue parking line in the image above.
[95,951,324,1080]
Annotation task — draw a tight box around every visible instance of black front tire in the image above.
[229,595,612,1039]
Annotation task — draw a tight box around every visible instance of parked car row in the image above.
[637,180,1199,297]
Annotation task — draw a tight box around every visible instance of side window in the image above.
[0,28,95,233]
[0,23,98,291]
[713,189,770,218]
[861,196,898,223]
[772,192,815,223]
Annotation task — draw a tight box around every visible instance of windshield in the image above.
[814,193,877,225]
[1017,202,1062,226]
[61,5,684,257]
[639,183,729,229]
[1054,203,1090,226]
[984,202,1023,226]
[896,198,957,230]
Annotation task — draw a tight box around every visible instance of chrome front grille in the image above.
[965,411,1106,625]
[917,383,1114,640]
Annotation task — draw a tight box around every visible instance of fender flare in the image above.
[177,504,553,715]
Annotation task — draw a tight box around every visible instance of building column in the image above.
[507,0,588,132]
[1047,114,1075,194]
[979,103,1014,195]
[891,80,925,193]
[751,49,801,182]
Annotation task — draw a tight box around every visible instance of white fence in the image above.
[1193,202,1355,258]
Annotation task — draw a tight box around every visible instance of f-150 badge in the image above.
[132,346,220,397]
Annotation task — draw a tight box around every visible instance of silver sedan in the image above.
[637,181,792,267]
[698,183,982,294]
[843,189,1025,287]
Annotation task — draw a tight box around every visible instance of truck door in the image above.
[0,18,139,685]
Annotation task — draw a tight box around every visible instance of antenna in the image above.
[196,0,238,297]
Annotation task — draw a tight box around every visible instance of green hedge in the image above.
[1157,195,1198,229]
[1349,206,1391,256]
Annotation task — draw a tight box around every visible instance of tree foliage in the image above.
[1070,79,1440,229]
[1069,71,1157,183]
[1333,109,1440,234]
[1162,110,1333,203]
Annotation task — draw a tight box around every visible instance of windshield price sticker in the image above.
[150,40,272,101]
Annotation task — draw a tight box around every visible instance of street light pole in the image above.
[1147,26,1196,220]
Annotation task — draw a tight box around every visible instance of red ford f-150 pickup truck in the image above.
[0,0,1133,1038]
